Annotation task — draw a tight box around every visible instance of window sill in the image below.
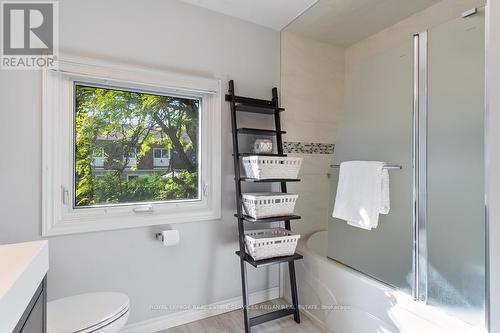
[43,206,221,236]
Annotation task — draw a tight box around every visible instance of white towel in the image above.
[379,168,390,215]
[332,161,390,230]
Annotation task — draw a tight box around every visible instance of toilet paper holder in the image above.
[155,229,180,246]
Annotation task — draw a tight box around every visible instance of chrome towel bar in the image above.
[329,164,403,170]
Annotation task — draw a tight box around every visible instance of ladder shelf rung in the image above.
[234,214,301,223]
[236,153,287,157]
[239,178,300,183]
[249,308,295,327]
[236,103,284,115]
[225,94,273,105]
[225,94,284,112]
[236,251,303,268]
[237,128,285,135]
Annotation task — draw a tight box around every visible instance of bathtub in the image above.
[282,230,485,333]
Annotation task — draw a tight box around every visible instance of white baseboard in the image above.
[122,287,280,333]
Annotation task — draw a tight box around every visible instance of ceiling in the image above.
[284,0,441,46]
[179,0,318,31]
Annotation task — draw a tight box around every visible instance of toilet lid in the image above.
[47,292,129,333]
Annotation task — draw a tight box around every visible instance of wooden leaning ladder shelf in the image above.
[226,80,303,332]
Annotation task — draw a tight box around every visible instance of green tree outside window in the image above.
[74,84,199,207]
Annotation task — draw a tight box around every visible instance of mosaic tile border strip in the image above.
[283,142,335,154]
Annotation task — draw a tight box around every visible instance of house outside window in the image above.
[153,148,170,168]
[91,148,105,168]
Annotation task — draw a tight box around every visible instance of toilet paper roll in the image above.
[161,230,180,247]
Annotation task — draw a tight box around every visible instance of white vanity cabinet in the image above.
[12,277,47,333]
[0,241,49,333]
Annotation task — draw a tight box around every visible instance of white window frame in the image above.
[42,55,222,236]
[123,147,138,168]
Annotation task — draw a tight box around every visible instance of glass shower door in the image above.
[328,8,486,328]
[328,39,414,293]
[426,9,485,327]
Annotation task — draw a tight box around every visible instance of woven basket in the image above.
[242,193,298,219]
[242,156,302,179]
[245,228,300,260]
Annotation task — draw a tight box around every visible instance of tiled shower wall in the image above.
[280,31,345,237]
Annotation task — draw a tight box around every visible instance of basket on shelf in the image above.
[242,193,298,219]
[244,228,300,260]
[242,156,302,179]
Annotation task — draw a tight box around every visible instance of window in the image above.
[91,148,105,168]
[43,56,221,236]
[153,148,170,168]
[124,148,138,169]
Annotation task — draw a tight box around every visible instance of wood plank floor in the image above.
[156,299,328,333]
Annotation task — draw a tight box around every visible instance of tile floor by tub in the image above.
[157,299,328,333]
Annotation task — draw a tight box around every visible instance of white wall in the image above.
[486,2,500,332]
[0,0,280,325]
[280,31,345,237]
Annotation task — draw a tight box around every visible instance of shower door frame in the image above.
[412,31,428,303]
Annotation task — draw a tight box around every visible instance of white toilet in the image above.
[47,292,130,333]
